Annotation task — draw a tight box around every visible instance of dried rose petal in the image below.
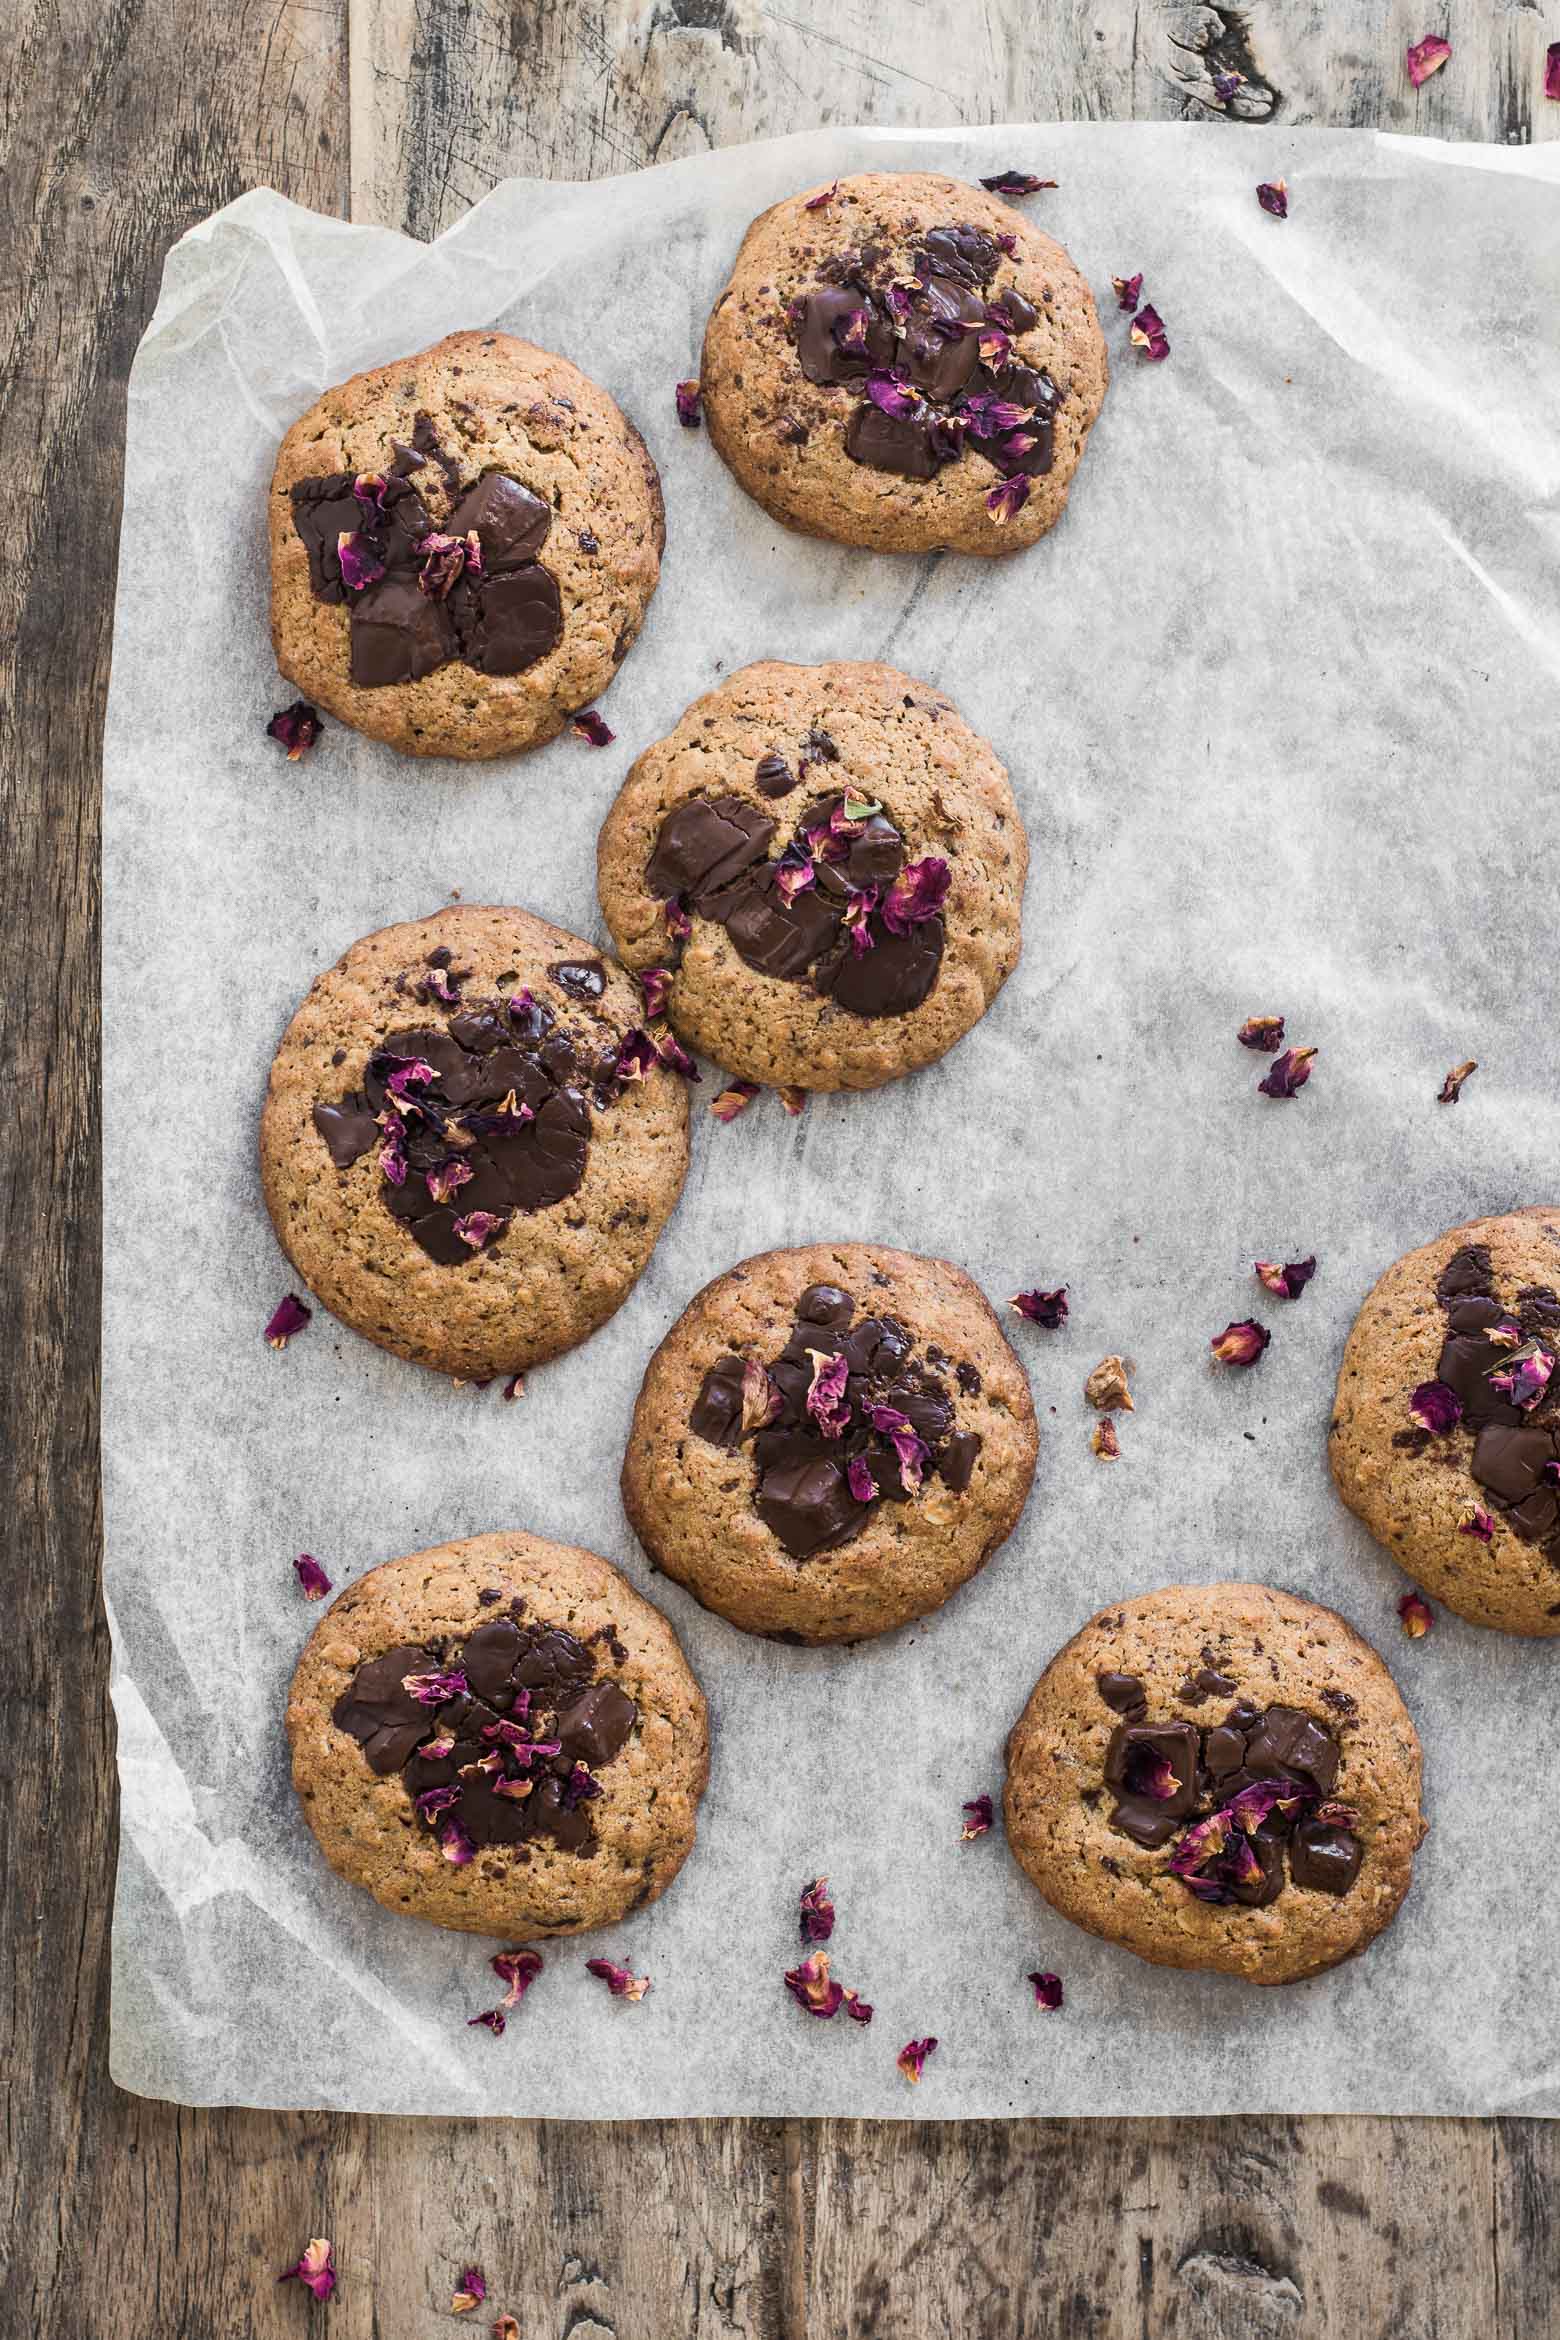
[1398,1591,1435,1638]
[1010,1286,1068,1329]
[1111,272,1144,312]
[1213,70,1244,101]
[778,1086,808,1116]
[571,709,615,747]
[1238,1014,1286,1052]
[1091,1416,1121,1461]
[491,1776,534,1803]
[843,1990,874,2025]
[336,529,385,592]
[960,1794,993,1841]
[978,171,1057,195]
[1129,304,1170,362]
[1085,1356,1133,1413]
[652,1027,701,1082]
[277,2238,337,2301]
[294,1553,332,1600]
[1488,1345,1555,1411]
[1438,1059,1477,1104]
[1406,34,1451,86]
[352,470,389,523]
[402,1667,468,1706]
[741,1358,781,1432]
[638,966,674,1019]
[866,370,920,420]
[805,1348,851,1438]
[675,379,702,429]
[847,1454,876,1502]
[1210,1319,1271,1367]
[416,1783,461,1820]
[842,888,878,954]
[492,1948,544,2007]
[664,898,693,944]
[1409,1379,1463,1436]
[882,856,951,933]
[426,1158,475,1206]
[377,1120,409,1185]
[799,1877,836,1943]
[561,1763,602,1811]
[614,1028,661,1085]
[266,700,323,760]
[865,1400,930,1489]
[804,180,838,210]
[421,961,462,1006]
[421,1732,456,1760]
[1168,1806,1232,1878]
[501,1374,524,1403]
[1256,180,1289,219]
[1314,1800,1360,1829]
[385,1058,435,1099]
[585,1956,651,2000]
[784,1949,845,2018]
[711,1079,762,1123]
[1257,1045,1317,1099]
[439,1817,477,1866]
[265,1292,313,1349]
[1459,1505,1496,1543]
[1028,1971,1064,2011]
[774,848,818,904]
[986,474,1031,524]
[897,2036,938,2085]
[451,2268,487,2314]
[453,1210,506,1252]
[417,531,476,598]
[467,2007,507,2036]
[1254,1256,1316,1301]
[494,2319,522,2340]
[1548,42,1560,101]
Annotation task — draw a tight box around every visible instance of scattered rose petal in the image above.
[452,2268,487,2314]
[377,1120,409,1185]
[1092,1416,1121,1460]
[1214,70,1244,101]
[961,1794,993,1841]
[805,1347,851,1438]
[1085,1356,1133,1412]
[467,2007,507,2036]
[1011,1286,1069,1329]
[453,1210,506,1252]
[571,709,614,746]
[804,181,838,210]
[586,1957,651,2000]
[1254,1256,1316,1301]
[494,2318,522,2340]
[675,379,702,429]
[266,700,322,761]
[265,1292,312,1349]
[799,1877,836,1943]
[978,171,1057,195]
[1111,273,1143,312]
[1409,1379,1463,1436]
[847,1454,876,1502]
[1028,1971,1064,2011]
[502,1373,525,1403]
[1406,34,1452,86]
[1256,179,1289,219]
[1459,1505,1496,1542]
[492,1949,543,2006]
[986,474,1031,523]
[637,966,674,1019]
[652,1028,701,1082]
[1238,1014,1286,1052]
[897,2036,938,2085]
[1488,1344,1555,1411]
[1438,1059,1477,1104]
[1547,41,1560,101]
[336,530,385,592]
[1398,1591,1435,1638]
[843,1990,874,2024]
[865,370,921,420]
[882,856,951,932]
[779,1086,808,1116]
[294,1553,332,1600]
[402,1667,468,1706]
[1257,1045,1317,1099]
[1129,304,1170,362]
[785,1949,845,2018]
[615,1029,661,1085]
[277,2238,337,2301]
[1211,1319,1270,1367]
[421,1732,456,1761]
[711,1079,762,1122]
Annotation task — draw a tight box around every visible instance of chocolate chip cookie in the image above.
[260,905,690,1380]
[595,660,1025,1092]
[269,331,664,758]
[287,1530,710,1936]
[1330,1208,1560,1635]
[1004,1584,1425,1986]
[699,172,1108,555]
[621,1242,1038,1642]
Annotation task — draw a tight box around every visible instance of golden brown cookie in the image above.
[260,904,690,1380]
[287,1531,709,1937]
[699,172,1108,555]
[621,1242,1038,1643]
[269,331,663,758]
[595,660,1025,1092]
[1004,1584,1425,1987]
[1330,1208,1560,1635]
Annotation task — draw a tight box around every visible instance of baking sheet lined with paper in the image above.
[103,123,1560,2116]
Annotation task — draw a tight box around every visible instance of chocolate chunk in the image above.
[331,1645,437,1775]
[691,1354,748,1448]
[290,473,368,603]
[1242,1704,1339,1795]
[313,1094,379,1168]
[511,1621,594,1696]
[1436,1296,1525,1430]
[459,562,562,674]
[755,1454,860,1558]
[648,796,776,903]
[1472,1421,1560,1540]
[1105,1720,1201,1819]
[555,1681,638,1766]
[446,471,552,566]
[755,753,796,797]
[936,1429,982,1490]
[798,1284,854,1329]
[349,575,459,686]
[1437,1245,1495,1303]
[1289,1821,1363,1895]
[844,399,941,479]
[719,868,842,980]
[1096,1671,1148,1716]
[1228,1832,1287,1908]
[992,286,1039,332]
[549,959,606,1002]
[820,915,944,1017]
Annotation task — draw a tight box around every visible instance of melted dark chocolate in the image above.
[1420,1248,1560,1553]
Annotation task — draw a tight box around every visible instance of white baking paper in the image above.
[104,123,1560,2116]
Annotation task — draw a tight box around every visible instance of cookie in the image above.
[260,904,690,1380]
[287,1531,709,1937]
[269,331,664,759]
[698,172,1108,555]
[1004,1583,1425,1986]
[1330,1208,1560,1636]
[595,660,1025,1092]
[621,1242,1038,1642]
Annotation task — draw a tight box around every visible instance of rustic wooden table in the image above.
[5,3,1556,2333]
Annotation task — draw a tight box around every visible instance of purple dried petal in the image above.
[377,1121,409,1186]
[1168,1806,1233,1879]
[882,856,950,933]
[710,1079,762,1123]
[418,530,479,599]
[663,897,693,944]
[1238,1014,1286,1052]
[421,962,462,1006]
[265,1292,313,1349]
[614,1028,661,1085]
[843,1990,874,2025]
[804,180,838,210]
[741,1358,781,1433]
[451,2268,487,2314]
[336,530,386,592]
[784,1950,845,2017]
[1399,1591,1435,1638]
[1488,1345,1555,1411]
[1010,1286,1068,1329]
[978,171,1057,195]
[1228,1780,1309,1835]
[561,1763,602,1812]
[865,370,920,419]
[1254,1256,1316,1301]
[453,1210,506,1252]
[1409,1379,1463,1436]
[675,379,703,429]
[265,700,323,761]
[385,1058,436,1099]
[402,1667,468,1706]
[805,1347,851,1438]
[774,848,818,905]
[897,2036,937,2084]
[426,1157,475,1205]
[1028,1971,1064,2011]
[1548,42,1560,102]
[799,1876,836,1943]
[842,888,878,954]
[959,391,1031,438]
[778,1086,808,1116]
[481,1718,534,1750]
[1459,1505,1497,1542]
[1210,1319,1271,1367]
[571,709,615,747]
[502,1373,525,1403]
[585,1956,651,2000]
[1256,179,1289,219]
[439,1817,477,1866]
[1257,1045,1317,1099]
[985,474,1030,524]
[865,1400,930,1489]
[352,471,389,524]
[652,1028,701,1081]
[847,1454,876,1502]
[1128,304,1170,362]
[1406,34,1451,86]
[421,1733,456,1760]
[960,1794,994,1841]
[885,283,914,320]
[277,2239,337,2301]
[467,2006,507,2036]
[835,306,870,357]
[976,324,1013,364]
[638,966,674,1019]
[1111,272,1144,313]
[293,1553,332,1600]
[416,1783,461,1820]
[1213,70,1244,102]
[1438,1059,1478,1104]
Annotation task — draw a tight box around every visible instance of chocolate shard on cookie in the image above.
[269,331,663,759]
[1331,1209,1560,1635]
[621,1242,1038,1643]
[698,172,1107,556]
[260,905,690,1381]
[1004,1584,1426,1985]
[287,1532,710,1937]
[597,660,1026,1094]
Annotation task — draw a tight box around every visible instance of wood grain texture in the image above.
[4,2,1558,2335]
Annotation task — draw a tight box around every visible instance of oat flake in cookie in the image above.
[596,661,1025,1093]
[1331,1209,1560,1636]
[260,905,690,1381]
[698,173,1108,555]
[268,331,663,758]
[287,1532,709,1936]
[621,1242,1038,1642]
[1004,1585,1425,1986]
